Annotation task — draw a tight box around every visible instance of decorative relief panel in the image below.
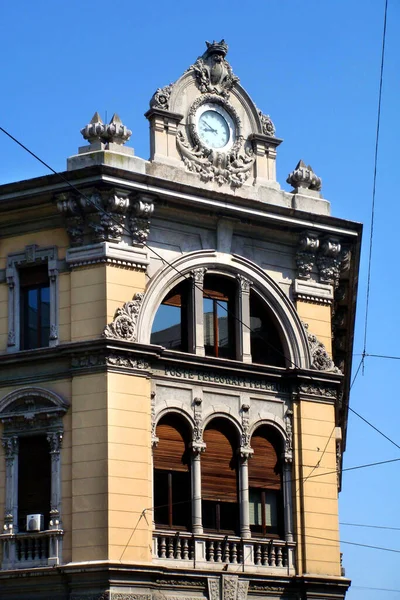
[303,323,341,373]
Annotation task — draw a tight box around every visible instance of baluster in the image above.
[262,543,269,566]
[160,536,166,559]
[270,542,276,567]
[231,542,237,564]
[175,536,182,559]
[283,544,288,567]
[154,535,159,557]
[17,539,22,562]
[182,538,189,560]
[255,543,262,566]
[223,539,230,563]
[33,538,39,561]
[216,540,222,562]
[276,545,283,567]
[238,542,243,565]
[208,540,214,562]
[190,537,195,560]
[167,536,174,559]
[27,538,33,561]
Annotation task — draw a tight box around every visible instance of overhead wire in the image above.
[362,0,388,371]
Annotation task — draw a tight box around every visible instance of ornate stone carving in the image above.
[287,160,322,192]
[284,409,293,463]
[150,83,174,111]
[103,292,144,341]
[130,195,155,245]
[177,130,254,189]
[192,397,206,452]
[2,436,18,460]
[81,112,132,146]
[192,268,207,284]
[189,40,239,98]
[304,323,341,373]
[47,432,63,453]
[299,384,337,399]
[223,576,238,600]
[56,188,131,246]
[237,275,251,293]
[240,403,252,458]
[296,230,319,280]
[236,581,249,600]
[258,110,275,137]
[71,353,106,369]
[208,578,220,600]
[151,391,158,447]
[106,355,149,370]
[155,580,204,588]
[317,237,342,288]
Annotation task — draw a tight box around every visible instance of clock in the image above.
[195,103,236,151]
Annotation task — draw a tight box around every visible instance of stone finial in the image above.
[287,160,322,192]
[80,113,132,146]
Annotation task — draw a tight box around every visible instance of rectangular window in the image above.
[249,489,279,536]
[154,469,191,530]
[20,266,50,350]
[18,435,51,531]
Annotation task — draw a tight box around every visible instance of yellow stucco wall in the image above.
[296,301,332,355]
[294,399,340,576]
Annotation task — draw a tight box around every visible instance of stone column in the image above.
[237,275,252,363]
[2,436,19,532]
[192,268,207,356]
[191,445,204,534]
[47,432,63,530]
[48,260,59,347]
[283,409,294,542]
[239,449,252,539]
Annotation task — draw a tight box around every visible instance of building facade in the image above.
[0,42,361,600]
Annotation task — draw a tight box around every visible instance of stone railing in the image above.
[0,529,63,569]
[153,531,295,574]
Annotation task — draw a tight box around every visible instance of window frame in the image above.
[6,245,59,353]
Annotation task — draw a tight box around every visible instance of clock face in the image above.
[196,103,235,150]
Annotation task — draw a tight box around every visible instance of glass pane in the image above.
[264,491,278,527]
[40,286,50,346]
[217,300,229,348]
[151,304,182,349]
[27,289,39,349]
[249,489,262,526]
[203,298,214,347]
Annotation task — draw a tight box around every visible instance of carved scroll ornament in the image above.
[103,293,144,341]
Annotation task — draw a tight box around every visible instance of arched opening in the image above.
[153,413,192,530]
[202,418,239,534]
[203,274,236,359]
[150,280,191,351]
[249,425,284,538]
[250,291,285,366]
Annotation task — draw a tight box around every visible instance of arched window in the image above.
[153,414,192,530]
[203,275,236,359]
[250,291,285,366]
[150,280,191,351]
[248,426,284,538]
[202,418,239,534]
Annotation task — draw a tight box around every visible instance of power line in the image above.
[362,0,388,362]
[349,405,400,450]
[340,521,400,532]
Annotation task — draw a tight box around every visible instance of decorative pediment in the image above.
[0,388,69,433]
[146,41,281,190]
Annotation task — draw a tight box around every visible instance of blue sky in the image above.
[1,0,399,596]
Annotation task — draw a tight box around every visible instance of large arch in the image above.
[137,250,311,369]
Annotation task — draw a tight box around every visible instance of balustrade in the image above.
[0,530,63,569]
[153,530,295,573]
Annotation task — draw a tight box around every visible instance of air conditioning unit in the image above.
[26,514,44,532]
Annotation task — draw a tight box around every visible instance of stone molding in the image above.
[80,112,132,147]
[6,245,59,352]
[103,293,145,342]
[66,242,149,270]
[188,40,239,99]
[207,575,249,600]
[294,279,333,305]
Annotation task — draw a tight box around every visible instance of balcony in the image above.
[153,531,295,575]
[0,529,63,569]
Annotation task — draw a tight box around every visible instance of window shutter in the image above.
[153,421,189,472]
[249,429,281,490]
[202,422,238,503]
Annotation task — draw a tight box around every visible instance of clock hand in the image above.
[203,121,218,134]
